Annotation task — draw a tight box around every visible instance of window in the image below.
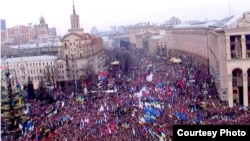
[64,43,67,49]
[70,42,72,46]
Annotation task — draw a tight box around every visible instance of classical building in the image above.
[57,2,106,83]
[1,55,58,89]
[148,11,250,107]
[224,11,250,107]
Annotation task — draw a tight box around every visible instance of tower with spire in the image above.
[69,0,84,33]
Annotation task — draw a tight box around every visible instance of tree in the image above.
[37,78,46,100]
[27,77,35,99]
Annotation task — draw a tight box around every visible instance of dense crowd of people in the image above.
[1,50,250,141]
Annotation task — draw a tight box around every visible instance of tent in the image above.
[170,57,182,63]
[111,61,120,65]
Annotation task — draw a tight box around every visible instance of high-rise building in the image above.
[33,16,49,39]
[1,19,7,43]
[57,1,106,83]
[1,19,6,31]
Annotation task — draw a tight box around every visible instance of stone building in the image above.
[57,2,106,84]
[148,11,250,107]
[1,55,58,89]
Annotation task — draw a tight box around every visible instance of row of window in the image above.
[9,61,53,68]
[28,76,43,81]
[17,68,54,75]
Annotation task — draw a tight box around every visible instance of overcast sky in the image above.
[0,0,249,36]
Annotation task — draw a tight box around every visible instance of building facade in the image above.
[7,25,33,44]
[33,16,49,39]
[224,11,250,107]
[128,23,155,45]
[1,55,58,89]
[147,12,250,107]
[1,19,7,43]
[57,3,106,84]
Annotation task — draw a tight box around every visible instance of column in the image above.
[243,73,248,106]
[226,36,231,60]
[241,35,246,59]
[228,74,234,107]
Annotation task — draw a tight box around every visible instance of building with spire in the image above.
[33,15,57,41]
[57,1,106,85]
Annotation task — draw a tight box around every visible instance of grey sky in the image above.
[0,0,249,36]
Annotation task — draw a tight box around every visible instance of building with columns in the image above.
[147,11,250,107]
[57,2,105,84]
[224,11,250,107]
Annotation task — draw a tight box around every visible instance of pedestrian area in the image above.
[1,53,250,141]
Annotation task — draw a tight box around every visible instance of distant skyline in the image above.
[0,0,250,36]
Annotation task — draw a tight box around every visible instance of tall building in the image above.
[33,16,49,39]
[48,27,57,37]
[224,11,250,107]
[1,19,6,31]
[57,2,106,83]
[1,19,7,43]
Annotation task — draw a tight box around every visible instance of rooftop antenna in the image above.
[228,0,231,17]
[73,0,76,14]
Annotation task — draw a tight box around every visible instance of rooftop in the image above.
[1,55,58,64]
[149,35,163,40]
[8,42,62,49]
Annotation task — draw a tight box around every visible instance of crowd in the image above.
[1,51,250,141]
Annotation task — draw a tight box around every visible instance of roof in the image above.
[61,32,91,41]
[223,14,243,27]
[8,42,61,49]
[149,35,163,40]
[1,55,58,64]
